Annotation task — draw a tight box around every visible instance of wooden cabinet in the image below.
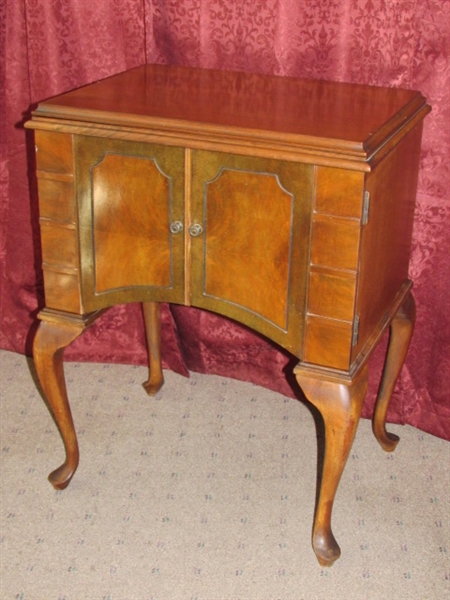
[26,64,430,566]
[36,133,312,353]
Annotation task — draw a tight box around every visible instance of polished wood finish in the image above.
[31,64,427,163]
[373,292,416,452]
[190,150,311,353]
[34,130,81,313]
[295,364,368,567]
[142,302,164,396]
[25,64,430,565]
[75,136,186,310]
[33,309,104,489]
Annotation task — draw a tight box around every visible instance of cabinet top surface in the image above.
[30,64,430,159]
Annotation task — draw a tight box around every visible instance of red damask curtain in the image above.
[1,1,449,439]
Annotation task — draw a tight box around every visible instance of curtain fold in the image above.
[1,0,449,440]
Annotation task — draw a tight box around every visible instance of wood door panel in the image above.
[203,168,292,329]
[75,137,185,310]
[190,150,313,356]
[91,153,171,292]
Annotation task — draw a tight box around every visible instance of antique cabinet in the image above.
[25,64,430,566]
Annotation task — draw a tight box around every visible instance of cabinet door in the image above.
[75,136,185,311]
[190,150,312,356]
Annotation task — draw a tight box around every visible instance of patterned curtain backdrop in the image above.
[1,1,449,439]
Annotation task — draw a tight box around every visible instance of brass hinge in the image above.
[352,314,360,346]
[362,191,370,225]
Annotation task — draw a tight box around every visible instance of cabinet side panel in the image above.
[43,271,83,312]
[35,130,74,175]
[352,124,424,364]
[35,131,82,313]
[310,215,360,271]
[308,269,356,321]
[40,223,78,267]
[315,167,364,218]
[304,316,353,370]
[37,178,76,223]
[302,167,364,371]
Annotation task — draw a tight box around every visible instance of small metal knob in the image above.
[170,221,183,234]
[189,223,203,237]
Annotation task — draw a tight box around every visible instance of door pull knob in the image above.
[170,221,184,234]
[189,223,203,237]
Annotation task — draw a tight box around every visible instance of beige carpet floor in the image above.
[1,349,449,600]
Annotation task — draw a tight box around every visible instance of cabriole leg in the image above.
[33,310,103,489]
[295,365,368,567]
[373,292,416,452]
[142,302,164,395]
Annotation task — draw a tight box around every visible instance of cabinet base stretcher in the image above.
[33,293,415,567]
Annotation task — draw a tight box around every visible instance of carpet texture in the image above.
[1,349,449,599]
